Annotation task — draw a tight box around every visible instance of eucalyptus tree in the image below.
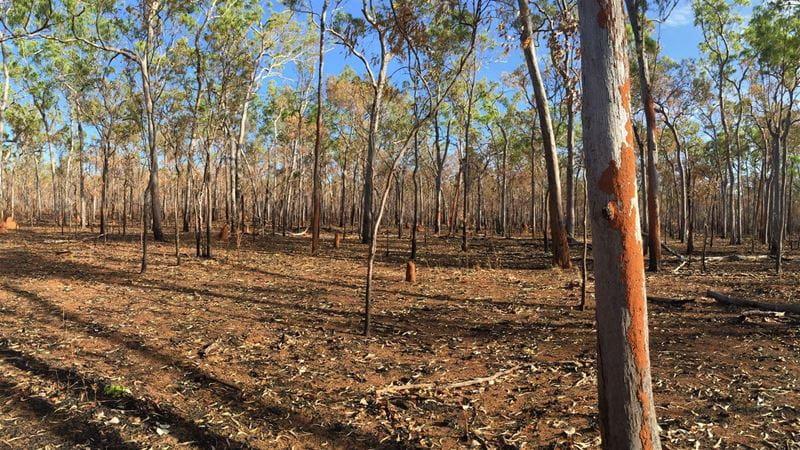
[326,67,370,231]
[84,74,133,238]
[0,43,17,217]
[538,0,580,238]
[51,40,99,230]
[459,52,478,251]
[173,0,218,254]
[745,0,800,272]
[328,1,398,244]
[361,0,486,336]
[515,0,570,268]
[693,0,747,245]
[624,0,681,271]
[578,0,662,446]
[654,59,698,243]
[430,104,452,235]
[311,1,328,254]
[63,0,197,241]
[212,2,306,239]
[0,0,52,44]
[285,0,331,253]
[4,97,44,220]
[19,46,61,226]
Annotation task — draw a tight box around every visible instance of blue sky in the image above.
[317,0,756,91]
[657,0,709,61]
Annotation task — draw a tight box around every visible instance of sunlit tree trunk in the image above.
[311,0,328,254]
[578,0,662,446]
[517,0,570,268]
[625,0,661,271]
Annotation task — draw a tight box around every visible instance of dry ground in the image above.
[0,226,798,449]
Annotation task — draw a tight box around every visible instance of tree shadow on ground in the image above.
[0,341,245,449]
[0,283,391,449]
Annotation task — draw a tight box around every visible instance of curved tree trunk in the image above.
[517,0,570,268]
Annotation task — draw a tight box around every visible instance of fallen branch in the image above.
[376,365,520,396]
[740,310,785,318]
[43,233,107,244]
[706,290,800,314]
[702,254,785,263]
[661,242,684,260]
[288,227,309,237]
[672,260,688,273]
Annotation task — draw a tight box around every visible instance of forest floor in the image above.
[0,225,798,449]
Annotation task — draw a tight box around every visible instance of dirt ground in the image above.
[0,226,798,449]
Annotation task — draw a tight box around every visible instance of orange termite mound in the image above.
[3,217,16,231]
[218,224,230,240]
[405,260,416,283]
[334,232,341,249]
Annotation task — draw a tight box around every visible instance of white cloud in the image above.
[662,1,694,28]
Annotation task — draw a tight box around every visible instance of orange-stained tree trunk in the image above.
[517,0,571,269]
[577,0,662,447]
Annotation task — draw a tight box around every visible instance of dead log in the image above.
[647,296,695,307]
[288,227,309,237]
[740,310,785,318]
[706,290,800,314]
[672,260,688,273]
[701,254,786,263]
[661,242,683,260]
[43,233,108,244]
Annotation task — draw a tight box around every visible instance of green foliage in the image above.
[103,384,131,398]
[745,0,800,81]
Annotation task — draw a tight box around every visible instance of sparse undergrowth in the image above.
[0,227,798,449]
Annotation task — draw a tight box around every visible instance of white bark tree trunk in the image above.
[577,0,662,447]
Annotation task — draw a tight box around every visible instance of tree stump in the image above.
[334,232,341,249]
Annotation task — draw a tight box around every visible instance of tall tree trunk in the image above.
[411,130,420,260]
[311,0,327,254]
[0,43,9,218]
[433,114,450,235]
[578,0,662,447]
[565,94,576,237]
[361,52,391,244]
[529,125,537,238]
[500,127,509,238]
[100,143,109,237]
[462,62,477,252]
[77,121,86,228]
[140,60,164,240]
[517,0,571,268]
[625,0,661,271]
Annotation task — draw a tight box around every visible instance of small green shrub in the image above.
[103,384,131,398]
